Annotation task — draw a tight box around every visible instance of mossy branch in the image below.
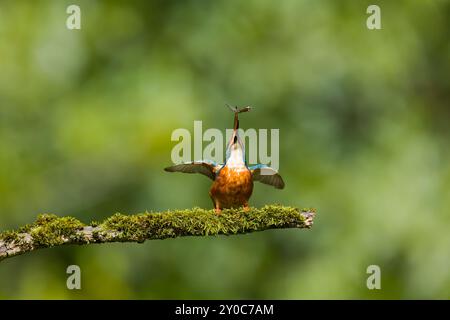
[0,205,316,262]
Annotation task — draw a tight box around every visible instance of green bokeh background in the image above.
[0,0,449,299]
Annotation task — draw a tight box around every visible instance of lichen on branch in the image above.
[0,205,316,262]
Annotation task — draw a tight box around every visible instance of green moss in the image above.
[0,230,20,243]
[90,220,100,227]
[28,214,85,247]
[1,205,315,262]
[97,205,313,241]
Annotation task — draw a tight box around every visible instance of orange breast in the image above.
[209,166,253,209]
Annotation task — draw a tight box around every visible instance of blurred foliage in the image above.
[0,0,449,299]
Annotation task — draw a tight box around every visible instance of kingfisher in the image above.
[164,105,284,212]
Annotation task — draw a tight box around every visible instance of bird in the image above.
[164,105,284,213]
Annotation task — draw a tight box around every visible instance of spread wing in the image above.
[249,164,285,189]
[164,160,222,180]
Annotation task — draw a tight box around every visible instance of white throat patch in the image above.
[226,147,246,171]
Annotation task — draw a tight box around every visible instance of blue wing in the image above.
[164,160,223,180]
[248,164,285,189]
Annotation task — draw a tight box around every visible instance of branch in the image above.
[0,205,316,262]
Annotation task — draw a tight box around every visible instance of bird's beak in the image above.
[226,105,251,149]
[228,131,237,148]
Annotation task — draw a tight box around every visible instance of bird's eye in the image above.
[233,136,237,144]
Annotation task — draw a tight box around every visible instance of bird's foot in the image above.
[243,204,250,212]
[215,207,222,214]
